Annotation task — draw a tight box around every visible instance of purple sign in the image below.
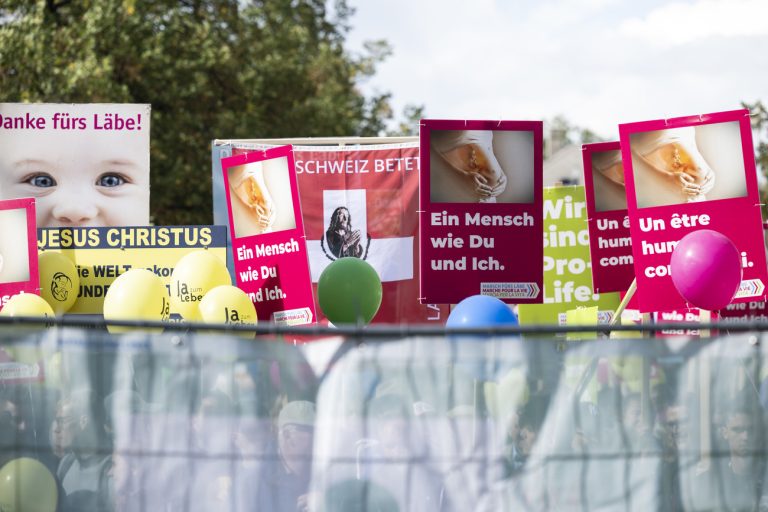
[419,119,543,304]
[222,145,316,325]
[619,109,768,313]
[583,141,635,294]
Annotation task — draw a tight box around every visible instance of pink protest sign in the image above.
[654,308,711,338]
[720,301,768,323]
[222,146,316,325]
[0,197,39,309]
[619,109,768,313]
[419,120,543,304]
[583,141,634,294]
[719,223,768,322]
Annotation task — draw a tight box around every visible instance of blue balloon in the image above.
[447,295,518,328]
[446,295,520,381]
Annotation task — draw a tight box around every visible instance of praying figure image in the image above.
[430,130,508,203]
[325,206,363,258]
[229,162,276,233]
[630,127,715,205]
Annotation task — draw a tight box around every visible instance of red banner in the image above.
[225,142,447,324]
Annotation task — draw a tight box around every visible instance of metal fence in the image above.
[1,322,768,511]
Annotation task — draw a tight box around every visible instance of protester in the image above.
[515,396,548,467]
[187,390,239,511]
[655,393,693,511]
[0,387,31,468]
[620,392,657,453]
[686,405,764,511]
[257,400,317,511]
[357,393,445,511]
[55,389,113,511]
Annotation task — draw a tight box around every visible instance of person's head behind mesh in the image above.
[517,395,548,457]
[57,388,109,456]
[720,404,759,460]
[0,388,27,437]
[277,401,316,477]
[278,400,316,430]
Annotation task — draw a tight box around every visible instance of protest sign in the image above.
[38,225,227,316]
[212,138,448,324]
[566,306,599,340]
[0,103,150,227]
[419,120,543,304]
[518,186,620,326]
[720,224,768,323]
[655,308,709,337]
[221,145,315,325]
[620,109,768,312]
[583,141,634,293]
[0,198,39,308]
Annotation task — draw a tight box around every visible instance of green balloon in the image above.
[0,457,58,512]
[318,257,382,325]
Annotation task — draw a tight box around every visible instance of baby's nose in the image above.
[52,201,99,226]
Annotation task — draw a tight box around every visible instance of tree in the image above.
[743,101,768,217]
[387,104,425,137]
[0,0,393,225]
[545,115,604,157]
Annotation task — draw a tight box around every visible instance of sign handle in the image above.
[609,278,637,326]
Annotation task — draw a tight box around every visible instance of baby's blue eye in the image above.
[27,174,56,188]
[97,174,125,187]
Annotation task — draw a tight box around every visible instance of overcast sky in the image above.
[345,0,768,139]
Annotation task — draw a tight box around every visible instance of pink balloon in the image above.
[670,229,742,311]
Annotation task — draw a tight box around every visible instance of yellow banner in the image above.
[38,226,228,316]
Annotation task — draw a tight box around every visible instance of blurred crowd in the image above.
[1,338,768,512]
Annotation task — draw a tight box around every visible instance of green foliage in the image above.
[546,115,605,152]
[743,101,768,219]
[387,104,424,137]
[0,0,393,225]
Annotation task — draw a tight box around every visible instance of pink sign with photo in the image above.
[0,197,39,309]
[222,145,316,325]
[419,119,543,304]
[620,109,768,313]
[582,141,634,294]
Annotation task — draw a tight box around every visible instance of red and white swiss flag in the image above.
[293,143,447,324]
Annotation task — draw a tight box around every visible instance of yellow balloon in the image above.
[199,285,257,334]
[0,295,53,364]
[170,250,231,321]
[103,269,170,334]
[3,346,42,366]
[0,457,58,512]
[0,293,55,319]
[38,251,80,315]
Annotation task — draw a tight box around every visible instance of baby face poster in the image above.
[582,141,635,294]
[222,145,316,325]
[0,103,150,228]
[419,119,543,304]
[619,109,768,312]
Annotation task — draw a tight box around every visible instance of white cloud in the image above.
[620,0,768,47]
[345,0,768,137]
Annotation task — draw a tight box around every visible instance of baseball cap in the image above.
[278,400,316,429]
